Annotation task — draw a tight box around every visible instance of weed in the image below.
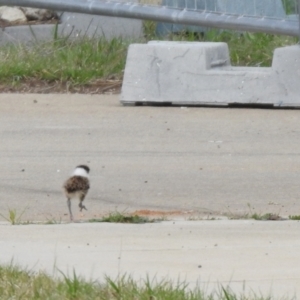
[143,20,158,40]
[225,204,283,221]
[0,207,28,225]
[250,213,282,221]
[0,263,281,299]
[187,215,218,221]
[89,211,160,223]
[45,218,62,225]
[89,213,150,223]
[58,269,87,298]
[0,36,127,87]
[288,215,300,220]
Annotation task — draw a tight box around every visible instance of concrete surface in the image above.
[0,24,57,45]
[1,93,300,297]
[0,220,300,297]
[0,10,142,45]
[121,42,300,107]
[1,94,300,222]
[60,11,142,40]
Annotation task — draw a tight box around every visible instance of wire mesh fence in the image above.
[111,0,299,18]
[139,0,299,19]
[176,0,295,16]
[0,0,299,37]
[151,0,300,36]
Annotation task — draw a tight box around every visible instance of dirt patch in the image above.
[0,79,122,94]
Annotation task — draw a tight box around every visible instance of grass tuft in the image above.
[0,263,281,299]
[45,217,62,225]
[89,211,159,223]
[288,215,300,220]
[0,36,128,87]
[0,207,28,225]
[250,213,282,221]
[226,204,284,221]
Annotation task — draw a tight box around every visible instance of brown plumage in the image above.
[63,165,90,221]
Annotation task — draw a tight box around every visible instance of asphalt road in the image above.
[1,94,300,221]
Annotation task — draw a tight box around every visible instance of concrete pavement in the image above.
[0,220,299,297]
[1,94,300,221]
[1,93,300,297]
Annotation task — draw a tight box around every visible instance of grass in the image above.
[45,217,63,225]
[0,207,28,225]
[0,24,298,90]
[226,204,284,221]
[0,36,127,87]
[203,31,297,67]
[89,211,160,223]
[0,263,276,300]
[288,215,300,220]
[250,213,282,221]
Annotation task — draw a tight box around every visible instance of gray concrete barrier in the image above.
[120,41,300,107]
[0,10,142,45]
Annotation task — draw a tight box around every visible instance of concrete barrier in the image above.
[120,41,300,107]
[0,10,142,45]
[59,12,142,40]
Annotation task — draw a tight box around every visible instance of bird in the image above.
[63,165,90,221]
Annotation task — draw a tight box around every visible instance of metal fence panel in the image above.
[0,0,299,36]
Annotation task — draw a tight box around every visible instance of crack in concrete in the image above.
[174,49,190,60]
[149,50,162,97]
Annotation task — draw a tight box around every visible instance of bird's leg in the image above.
[79,195,87,211]
[67,198,73,221]
[79,201,87,211]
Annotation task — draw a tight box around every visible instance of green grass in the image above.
[0,26,298,89]
[250,213,282,221]
[0,207,28,225]
[288,215,300,220]
[0,263,275,300]
[226,204,285,221]
[45,217,63,225]
[203,31,297,67]
[89,211,160,223]
[0,36,127,86]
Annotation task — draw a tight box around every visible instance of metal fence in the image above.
[173,0,297,15]
[0,0,299,37]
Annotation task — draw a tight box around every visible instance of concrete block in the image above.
[0,4,143,45]
[120,41,300,107]
[59,12,143,40]
[0,24,56,45]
